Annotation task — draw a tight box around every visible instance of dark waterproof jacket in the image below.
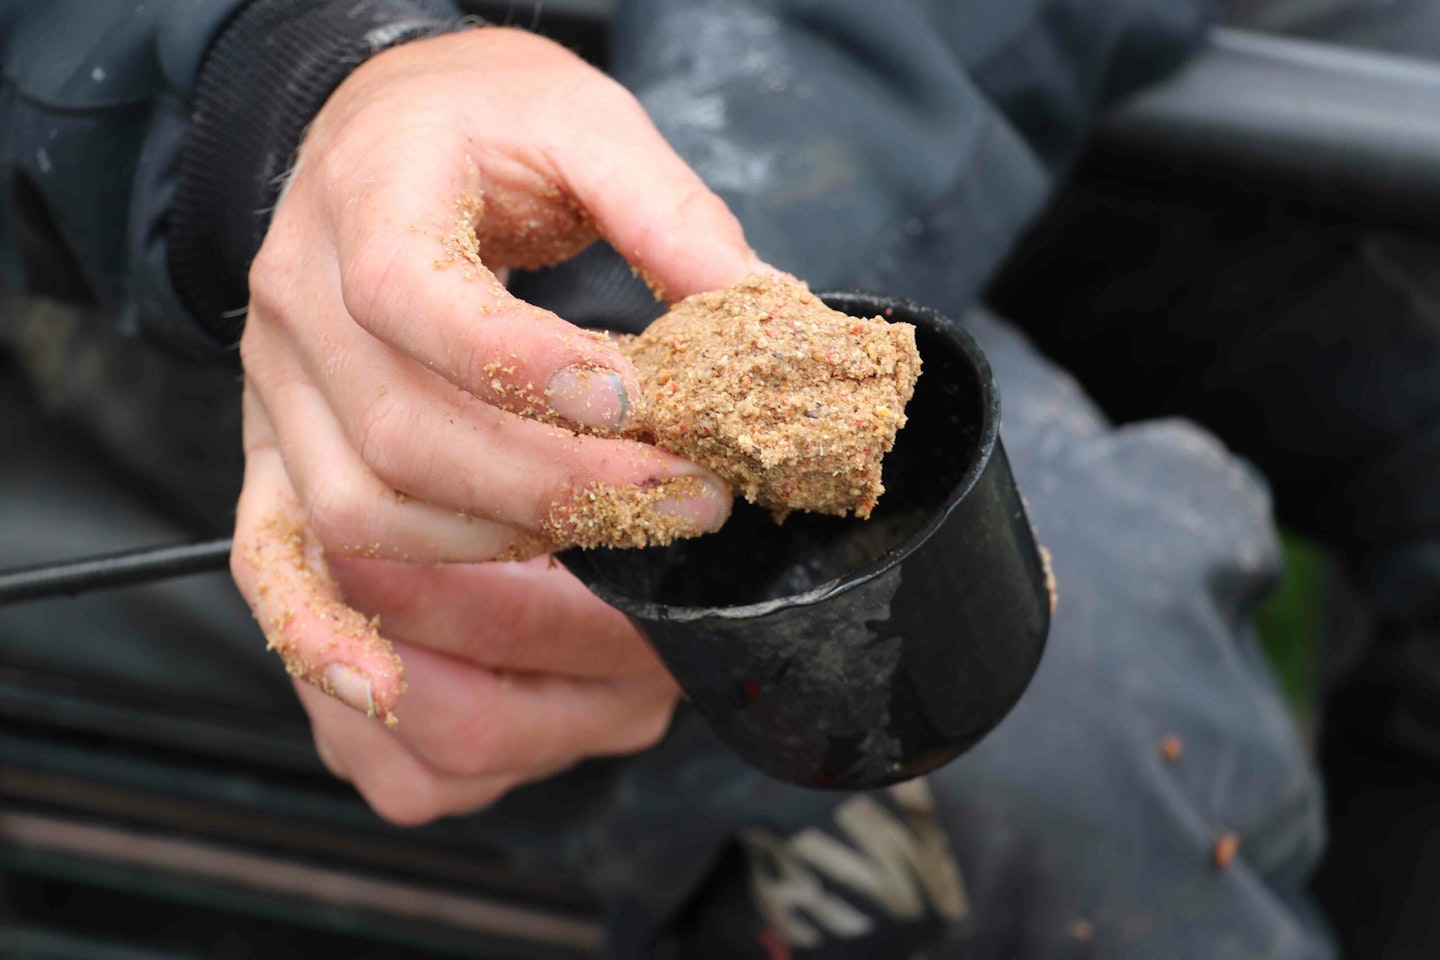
[0,0,1216,356]
[7,4,1329,960]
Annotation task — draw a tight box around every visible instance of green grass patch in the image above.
[1255,529,1326,717]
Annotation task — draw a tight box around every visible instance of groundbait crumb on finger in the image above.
[243,513,407,727]
[542,476,732,550]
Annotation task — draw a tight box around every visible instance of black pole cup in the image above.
[560,291,1051,789]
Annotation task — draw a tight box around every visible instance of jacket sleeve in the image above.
[611,0,1222,324]
[0,0,462,359]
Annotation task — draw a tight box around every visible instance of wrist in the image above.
[168,0,468,347]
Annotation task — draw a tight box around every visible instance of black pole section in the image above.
[0,539,234,606]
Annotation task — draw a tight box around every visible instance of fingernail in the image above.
[654,477,731,533]
[546,365,628,431]
[315,738,350,781]
[323,663,376,717]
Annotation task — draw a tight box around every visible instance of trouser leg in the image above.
[991,158,1440,959]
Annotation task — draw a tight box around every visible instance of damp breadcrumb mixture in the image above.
[623,272,921,521]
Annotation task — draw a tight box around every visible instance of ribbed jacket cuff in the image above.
[168,0,466,346]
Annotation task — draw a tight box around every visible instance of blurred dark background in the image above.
[6,0,1440,955]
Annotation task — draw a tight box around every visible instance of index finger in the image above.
[295,130,635,436]
[304,112,768,435]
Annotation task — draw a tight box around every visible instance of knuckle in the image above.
[246,240,291,317]
[227,540,252,596]
[236,325,264,372]
[546,72,639,135]
[586,72,643,114]
[674,182,737,231]
[459,336,504,399]
[365,774,446,827]
[312,735,350,782]
[427,707,510,779]
[304,476,369,552]
[479,596,542,662]
[529,467,591,535]
[430,748,499,781]
[339,234,404,333]
[315,127,372,182]
[615,701,677,755]
[354,393,412,484]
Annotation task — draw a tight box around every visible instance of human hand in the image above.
[230,27,768,819]
[260,540,678,825]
